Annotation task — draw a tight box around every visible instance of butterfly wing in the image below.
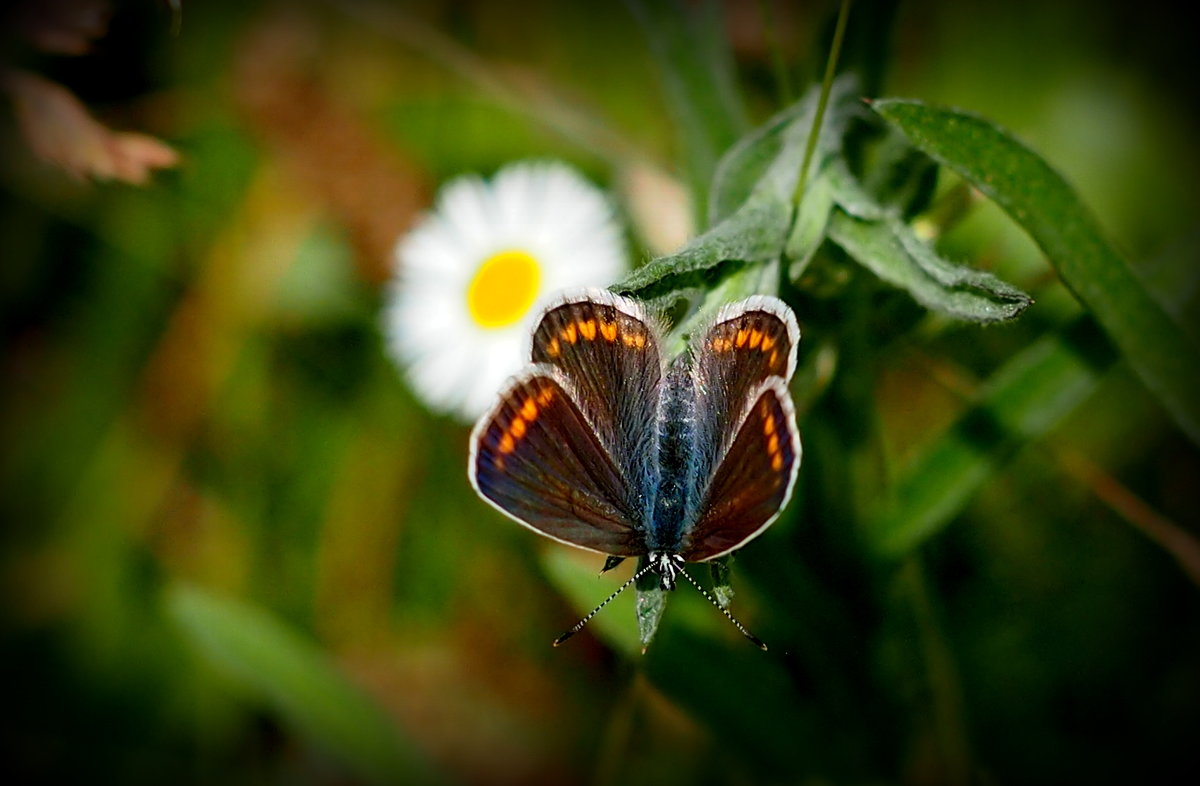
[528,289,663,516]
[683,297,801,560]
[682,379,801,561]
[469,366,647,556]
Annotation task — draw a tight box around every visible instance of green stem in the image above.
[792,0,852,206]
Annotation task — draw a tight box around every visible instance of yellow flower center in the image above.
[466,249,542,329]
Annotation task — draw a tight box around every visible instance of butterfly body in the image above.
[646,357,697,559]
[469,289,801,603]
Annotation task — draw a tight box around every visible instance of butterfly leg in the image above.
[601,555,626,574]
[649,552,686,591]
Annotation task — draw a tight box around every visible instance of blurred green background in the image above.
[1,0,1197,784]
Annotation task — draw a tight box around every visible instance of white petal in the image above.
[382,159,628,422]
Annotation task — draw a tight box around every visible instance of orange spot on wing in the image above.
[537,386,555,405]
[749,329,763,349]
[767,433,779,455]
[769,349,779,368]
[579,319,597,340]
[521,397,538,421]
[771,453,783,471]
[510,417,527,439]
[760,334,776,352]
[499,433,515,454]
[562,324,578,343]
[600,321,617,342]
[547,337,561,357]
[763,415,776,436]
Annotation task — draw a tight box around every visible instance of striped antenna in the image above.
[677,569,768,651]
[552,561,656,647]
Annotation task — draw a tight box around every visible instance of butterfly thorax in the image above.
[647,358,696,554]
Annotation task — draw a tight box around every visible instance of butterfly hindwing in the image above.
[529,289,663,502]
[682,378,801,561]
[469,367,647,556]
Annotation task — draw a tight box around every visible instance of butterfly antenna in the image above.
[553,561,656,647]
[677,569,769,651]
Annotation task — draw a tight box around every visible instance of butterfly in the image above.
[468,289,801,649]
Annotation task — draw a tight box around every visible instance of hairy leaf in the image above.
[827,209,1032,322]
[873,98,1200,445]
[616,78,859,299]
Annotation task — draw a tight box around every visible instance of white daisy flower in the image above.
[384,161,627,422]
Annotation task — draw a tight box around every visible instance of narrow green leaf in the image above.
[867,318,1116,557]
[827,209,1032,322]
[613,191,788,298]
[616,81,860,300]
[825,156,889,220]
[626,0,747,220]
[859,129,941,218]
[709,77,861,226]
[785,169,835,280]
[708,88,818,225]
[873,98,1200,445]
[167,584,438,785]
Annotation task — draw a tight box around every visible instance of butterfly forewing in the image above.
[688,297,799,514]
[682,379,801,561]
[529,290,663,499]
[470,368,646,556]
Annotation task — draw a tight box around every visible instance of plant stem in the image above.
[792,0,852,206]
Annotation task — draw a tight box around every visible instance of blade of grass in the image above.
[168,584,439,785]
[792,0,852,206]
[872,99,1200,446]
[868,318,1115,557]
[1055,448,1200,588]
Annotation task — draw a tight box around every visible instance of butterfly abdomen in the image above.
[648,359,696,553]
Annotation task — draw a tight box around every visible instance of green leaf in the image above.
[707,88,820,225]
[166,584,438,785]
[785,168,835,280]
[872,98,1200,445]
[627,0,747,221]
[826,209,1032,322]
[615,78,862,301]
[859,128,941,218]
[612,192,788,299]
[866,318,1116,557]
[825,156,889,220]
[613,118,805,298]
